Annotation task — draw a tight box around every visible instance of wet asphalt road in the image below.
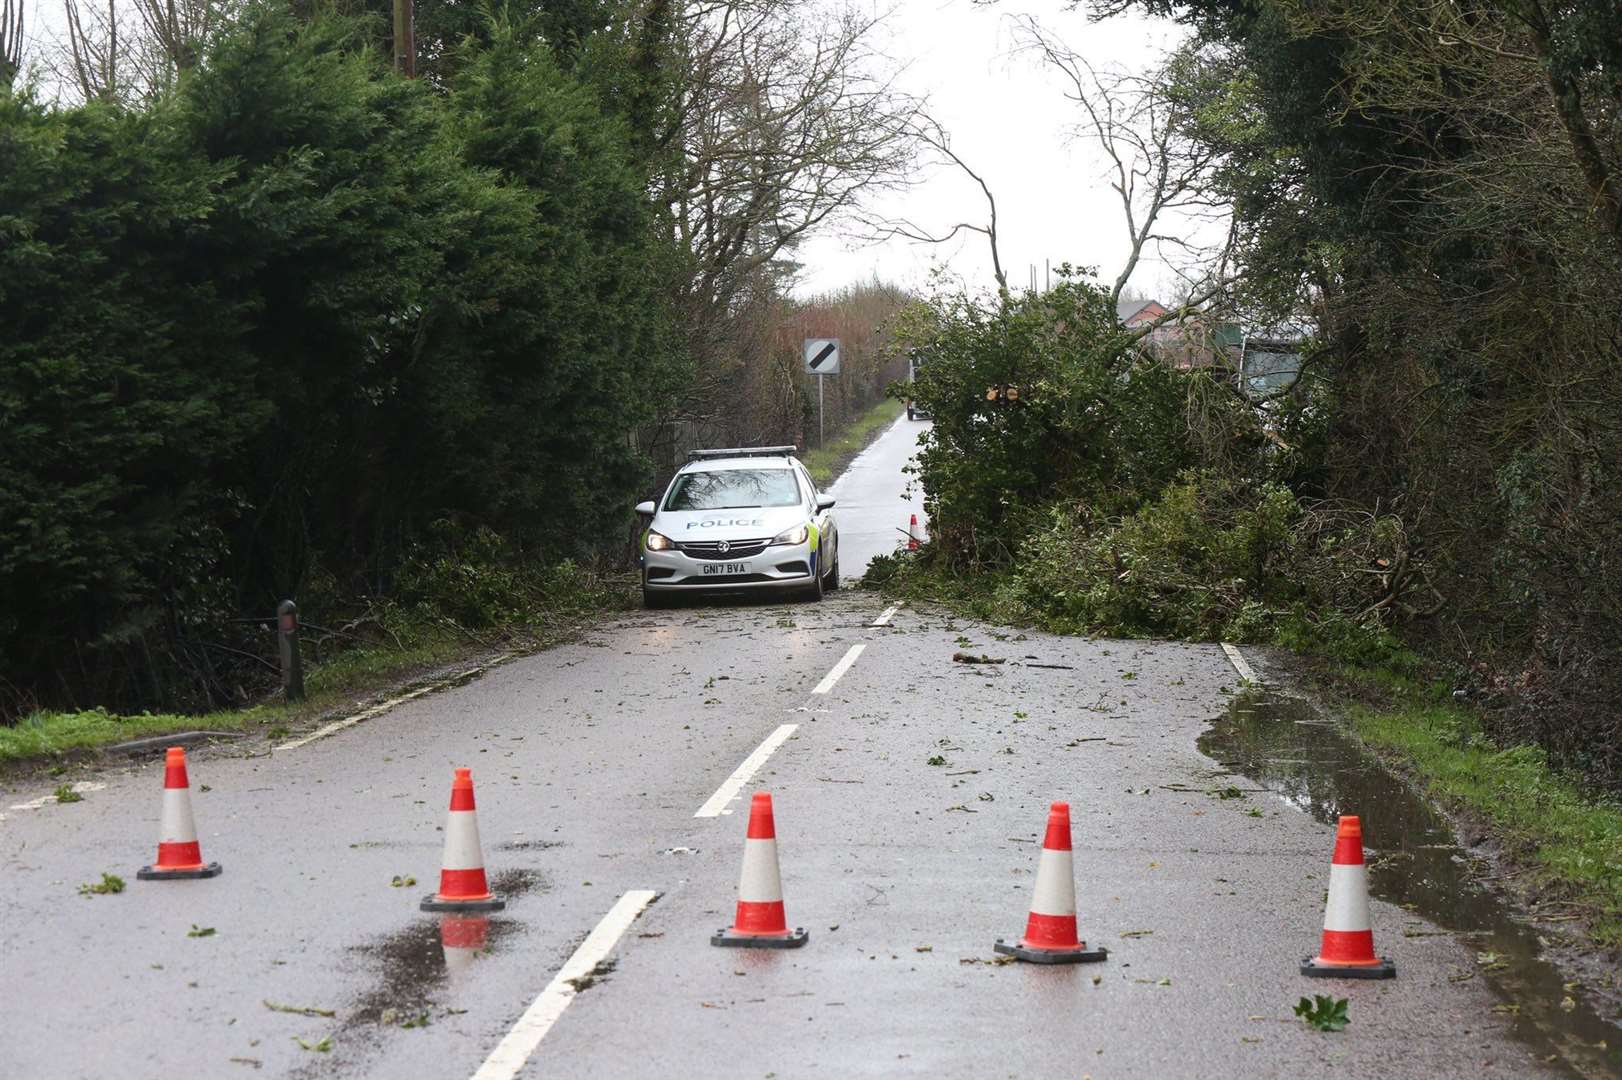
[0,419,1577,1079]
[824,413,929,578]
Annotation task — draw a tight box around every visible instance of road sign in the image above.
[804,338,840,374]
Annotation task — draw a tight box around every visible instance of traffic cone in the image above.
[421,768,505,913]
[440,915,489,976]
[711,792,808,949]
[1301,815,1395,979]
[995,802,1106,964]
[137,747,222,880]
[907,514,920,551]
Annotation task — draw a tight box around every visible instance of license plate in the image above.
[701,562,748,576]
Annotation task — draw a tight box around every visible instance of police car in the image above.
[636,447,839,607]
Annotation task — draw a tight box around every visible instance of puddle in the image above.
[286,867,550,1078]
[1200,692,1620,1078]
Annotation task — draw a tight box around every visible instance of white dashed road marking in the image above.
[811,643,865,695]
[872,604,900,627]
[470,889,658,1080]
[694,724,800,818]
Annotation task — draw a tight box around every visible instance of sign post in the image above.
[803,339,840,448]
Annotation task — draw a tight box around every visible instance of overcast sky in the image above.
[796,0,1190,301]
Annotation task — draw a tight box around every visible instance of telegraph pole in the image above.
[393,0,415,77]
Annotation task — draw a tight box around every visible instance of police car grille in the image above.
[679,539,771,560]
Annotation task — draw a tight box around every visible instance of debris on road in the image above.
[264,1000,336,1018]
[951,652,1005,664]
[78,872,125,897]
[1294,995,1350,1032]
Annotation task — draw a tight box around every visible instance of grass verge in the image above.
[801,397,905,488]
[1340,680,1622,949]
[0,633,477,766]
[1,564,637,768]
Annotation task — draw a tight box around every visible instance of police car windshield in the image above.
[665,468,801,511]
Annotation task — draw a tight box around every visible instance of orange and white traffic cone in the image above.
[1301,815,1395,979]
[711,792,808,949]
[137,747,222,880]
[420,768,505,913]
[995,801,1106,964]
[440,915,489,976]
[907,514,921,551]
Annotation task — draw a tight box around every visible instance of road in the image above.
[825,413,929,579]
[0,417,1580,1079]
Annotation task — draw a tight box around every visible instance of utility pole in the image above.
[393,0,415,77]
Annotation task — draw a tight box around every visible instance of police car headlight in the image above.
[770,524,808,546]
[646,530,674,552]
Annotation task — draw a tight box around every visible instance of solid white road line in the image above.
[274,653,514,751]
[694,723,799,818]
[871,604,900,627]
[811,643,865,695]
[1,781,107,822]
[469,889,657,1080]
[1221,642,1260,685]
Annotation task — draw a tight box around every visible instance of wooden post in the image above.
[278,600,305,704]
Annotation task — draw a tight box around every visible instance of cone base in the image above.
[1301,956,1395,980]
[421,894,506,913]
[711,927,808,949]
[994,938,1108,965]
[137,862,221,880]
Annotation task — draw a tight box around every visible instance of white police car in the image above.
[636,447,839,607]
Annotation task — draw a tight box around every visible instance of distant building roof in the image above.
[1116,298,1165,324]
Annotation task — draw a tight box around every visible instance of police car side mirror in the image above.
[816,496,836,511]
[635,501,656,516]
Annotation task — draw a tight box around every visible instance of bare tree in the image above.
[862,114,1010,294]
[130,0,223,73]
[37,0,226,104]
[60,0,125,101]
[1013,17,1232,309]
[1,0,22,88]
[654,0,923,337]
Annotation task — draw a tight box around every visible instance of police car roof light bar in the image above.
[687,446,798,462]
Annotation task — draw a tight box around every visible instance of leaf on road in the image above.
[293,1036,333,1053]
[951,652,1005,664]
[188,925,216,938]
[1294,995,1350,1032]
[1119,929,1154,938]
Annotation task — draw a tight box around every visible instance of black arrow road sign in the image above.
[809,342,837,370]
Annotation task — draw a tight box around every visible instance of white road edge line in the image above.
[3,781,107,821]
[871,604,900,627]
[811,643,865,695]
[1221,642,1260,685]
[470,889,658,1080]
[694,723,798,818]
[275,653,514,752]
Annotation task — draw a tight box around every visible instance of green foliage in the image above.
[1097,0,1622,796]
[895,275,1197,568]
[0,4,684,719]
[78,873,126,897]
[1293,995,1349,1032]
[1005,476,1305,640]
[53,784,83,804]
